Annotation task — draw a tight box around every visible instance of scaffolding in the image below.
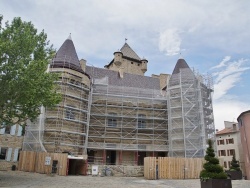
[22,107,46,152]
[87,76,168,164]
[167,68,215,158]
[23,57,91,156]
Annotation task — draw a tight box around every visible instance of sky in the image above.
[1,0,250,131]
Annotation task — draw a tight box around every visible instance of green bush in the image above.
[229,155,240,171]
[200,139,227,181]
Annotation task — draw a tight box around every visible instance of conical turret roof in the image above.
[120,43,141,61]
[53,35,80,67]
[172,58,190,74]
[51,35,87,75]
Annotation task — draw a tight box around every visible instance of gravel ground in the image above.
[0,171,250,188]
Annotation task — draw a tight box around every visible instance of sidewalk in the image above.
[0,171,249,188]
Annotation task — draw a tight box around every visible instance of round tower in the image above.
[113,51,123,67]
[140,58,148,74]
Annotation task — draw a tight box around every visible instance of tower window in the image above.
[65,107,75,120]
[108,113,117,127]
[138,114,146,128]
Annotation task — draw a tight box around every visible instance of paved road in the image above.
[0,171,249,188]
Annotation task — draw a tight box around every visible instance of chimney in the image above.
[233,124,237,130]
[79,59,86,72]
[119,67,124,78]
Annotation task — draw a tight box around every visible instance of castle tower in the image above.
[167,58,215,158]
[43,35,91,155]
[105,42,148,76]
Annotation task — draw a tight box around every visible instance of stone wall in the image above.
[89,164,144,177]
[0,125,23,171]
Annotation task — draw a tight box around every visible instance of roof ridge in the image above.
[120,43,141,61]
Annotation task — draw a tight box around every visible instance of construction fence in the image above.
[19,151,68,175]
[144,157,204,179]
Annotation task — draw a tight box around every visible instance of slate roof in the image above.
[53,35,80,67]
[106,42,142,68]
[172,58,190,74]
[216,127,238,135]
[120,43,141,61]
[86,66,160,89]
[51,35,90,77]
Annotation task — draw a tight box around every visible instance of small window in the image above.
[0,148,7,160]
[137,63,140,66]
[218,139,224,145]
[219,150,226,156]
[108,113,117,127]
[226,138,234,144]
[138,114,146,128]
[5,126,10,134]
[224,161,227,168]
[131,62,133,64]
[227,149,235,156]
[65,107,75,120]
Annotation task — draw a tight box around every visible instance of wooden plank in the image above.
[146,157,204,180]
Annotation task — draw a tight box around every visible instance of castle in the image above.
[22,35,215,165]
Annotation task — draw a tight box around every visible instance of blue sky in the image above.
[1,0,250,130]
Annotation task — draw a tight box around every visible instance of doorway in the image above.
[68,159,85,175]
[106,150,116,165]
[138,152,146,165]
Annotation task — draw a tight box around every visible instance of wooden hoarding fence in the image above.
[19,151,68,176]
[144,157,204,179]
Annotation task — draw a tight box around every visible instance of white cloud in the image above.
[210,56,231,69]
[212,58,250,100]
[211,57,250,130]
[213,73,241,100]
[213,100,249,131]
[159,29,182,56]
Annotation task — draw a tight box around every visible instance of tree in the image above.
[0,15,61,128]
[229,155,240,171]
[200,139,227,181]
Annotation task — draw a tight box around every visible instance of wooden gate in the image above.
[144,157,204,179]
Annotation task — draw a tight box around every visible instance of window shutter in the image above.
[0,127,5,134]
[6,148,12,161]
[10,125,16,135]
[17,125,23,136]
[13,148,19,162]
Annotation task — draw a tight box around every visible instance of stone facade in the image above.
[105,43,148,76]
[22,36,215,169]
[88,164,144,177]
[0,125,23,170]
